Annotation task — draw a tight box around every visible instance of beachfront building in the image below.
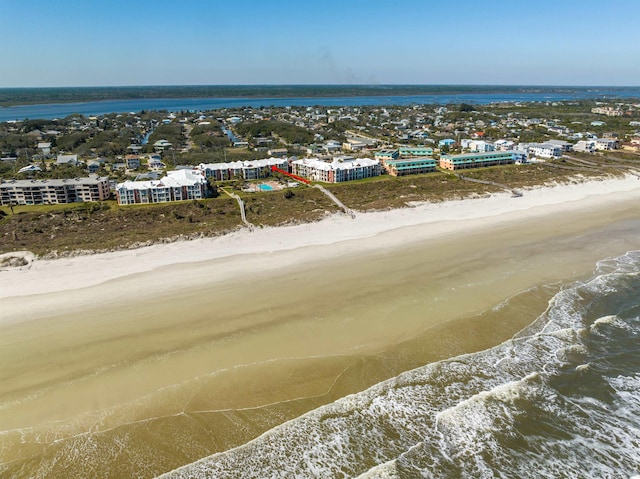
[374,149,399,162]
[398,146,434,157]
[383,157,437,176]
[0,176,110,205]
[439,151,515,171]
[594,138,619,151]
[116,169,206,205]
[516,142,563,159]
[291,157,381,183]
[574,140,597,153]
[197,157,289,181]
[545,139,573,152]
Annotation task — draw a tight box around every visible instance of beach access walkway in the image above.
[314,184,356,218]
[221,188,255,231]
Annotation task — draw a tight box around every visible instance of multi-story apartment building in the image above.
[197,157,289,181]
[291,157,381,183]
[374,149,399,162]
[398,146,434,157]
[116,169,206,205]
[383,157,437,176]
[439,151,514,170]
[0,176,110,205]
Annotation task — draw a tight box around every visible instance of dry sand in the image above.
[1,175,639,478]
[1,175,639,320]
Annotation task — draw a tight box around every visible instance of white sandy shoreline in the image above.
[1,175,639,307]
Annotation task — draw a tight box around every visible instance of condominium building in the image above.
[374,149,399,162]
[383,157,437,176]
[0,176,110,205]
[116,169,206,205]
[197,157,289,181]
[439,151,514,170]
[398,146,434,157]
[291,157,381,183]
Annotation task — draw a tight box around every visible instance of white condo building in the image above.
[197,157,289,181]
[116,169,207,205]
[1,176,110,205]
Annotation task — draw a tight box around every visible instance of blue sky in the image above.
[1,0,638,87]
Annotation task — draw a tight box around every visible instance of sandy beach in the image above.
[2,175,640,316]
[1,175,640,478]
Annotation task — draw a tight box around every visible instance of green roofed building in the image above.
[383,157,437,176]
[374,149,399,161]
[439,151,514,171]
[398,146,434,157]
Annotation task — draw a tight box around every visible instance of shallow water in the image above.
[1,213,639,478]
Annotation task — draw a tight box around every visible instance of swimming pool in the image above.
[259,184,274,191]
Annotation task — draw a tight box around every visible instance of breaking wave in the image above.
[162,251,640,479]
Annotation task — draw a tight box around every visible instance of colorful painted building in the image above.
[439,151,514,170]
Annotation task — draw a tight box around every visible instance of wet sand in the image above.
[1,178,639,477]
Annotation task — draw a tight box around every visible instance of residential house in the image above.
[268,148,288,157]
[153,139,173,152]
[594,138,618,150]
[545,139,573,152]
[37,142,51,156]
[516,143,563,159]
[573,140,597,153]
[125,154,141,169]
[86,160,102,174]
[56,154,79,167]
[494,139,515,151]
[148,155,166,171]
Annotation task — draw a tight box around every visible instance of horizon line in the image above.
[2,83,640,90]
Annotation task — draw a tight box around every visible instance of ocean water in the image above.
[163,250,640,479]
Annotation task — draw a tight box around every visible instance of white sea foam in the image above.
[158,252,640,478]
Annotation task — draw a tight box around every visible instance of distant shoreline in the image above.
[1,86,640,122]
[2,84,639,107]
